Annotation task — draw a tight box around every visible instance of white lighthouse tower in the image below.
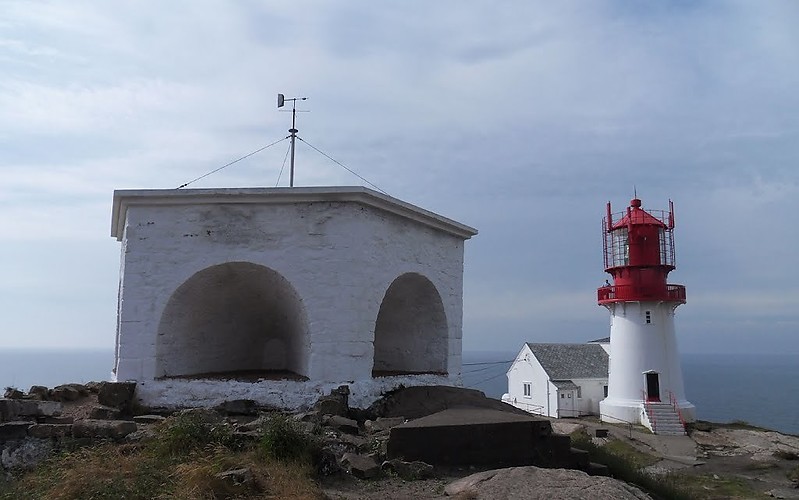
[598,198,696,435]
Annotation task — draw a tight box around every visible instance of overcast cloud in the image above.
[1,1,797,354]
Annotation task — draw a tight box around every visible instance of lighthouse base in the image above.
[600,398,696,433]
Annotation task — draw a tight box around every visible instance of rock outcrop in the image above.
[444,466,652,499]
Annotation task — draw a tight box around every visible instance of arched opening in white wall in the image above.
[372,272,448,377]
[156,262,309,380]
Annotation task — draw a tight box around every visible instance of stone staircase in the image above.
[643,402,686,436]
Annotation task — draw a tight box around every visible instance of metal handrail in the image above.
[667,390,687,431]
[515,401,545,416]
[597,284,686,303]
[599,413,634,439]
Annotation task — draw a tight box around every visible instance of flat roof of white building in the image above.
[111,186,478,241]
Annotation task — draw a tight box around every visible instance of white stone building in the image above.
[111,186,477,409]
[502,343,609,418]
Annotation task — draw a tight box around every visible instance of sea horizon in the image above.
[1,348,796,436]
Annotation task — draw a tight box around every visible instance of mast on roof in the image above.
[277,93,308,187]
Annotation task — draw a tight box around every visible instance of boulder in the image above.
[210,467,259,498]
[97,382,136,411]
[314,385,351,418]
[444,466,652,499]
[323,415,360,435]
[365,417,406,434]
[381,458,434,480]
[0,438,54,470]
[49,384,84,402]
[72,419,137,440]
[89,405,121,420]
[28,386,49,401]
[340,452,380,479]
[3,388,23,400]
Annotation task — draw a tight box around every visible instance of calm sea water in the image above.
[1,349,796,436]
[461,351,799,436]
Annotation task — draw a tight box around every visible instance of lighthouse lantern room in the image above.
[598,198,695,435]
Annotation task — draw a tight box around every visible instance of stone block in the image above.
[340,452,380,479]
[365,417,406,434]
[27,424,72,439]
[0,400,61,422]
[0,422,32,442]
[97,382,137,410]
[388,408,550,467]
[90,405,121,420]
[72,419,137,440]
[133,415,166,424]
[49,385,84,402]
[216,399,258,416]
[323,415,360,435]
[28,386,49,400]
[314,395,349,418]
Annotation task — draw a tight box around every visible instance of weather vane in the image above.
[277,93,309,187]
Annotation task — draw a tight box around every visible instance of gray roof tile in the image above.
[525,343,609,379]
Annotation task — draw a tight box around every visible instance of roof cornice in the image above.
[111,186,478,241]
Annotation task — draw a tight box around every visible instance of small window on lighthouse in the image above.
[645,311,652,324]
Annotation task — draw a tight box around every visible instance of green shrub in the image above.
[257,413,318,463]
[570,431,692,500]
[154,412,236,457]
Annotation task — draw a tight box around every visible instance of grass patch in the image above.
[667,474,755,499]
[788,465,799,482]
[1,443,171,500]
[257,413,320,463]
[152,411,238,458]
[602,439,661,469]
[570,430,691,500]
[1,412,326,500]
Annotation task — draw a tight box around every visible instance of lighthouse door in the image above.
[645,372,660,402]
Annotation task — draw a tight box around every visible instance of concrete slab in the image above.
[388,407,553,467]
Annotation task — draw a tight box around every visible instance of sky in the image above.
[1,1,797,355]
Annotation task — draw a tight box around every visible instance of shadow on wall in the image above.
[373,272,449,377]
[155,262,309,379]
[155,265,449,381]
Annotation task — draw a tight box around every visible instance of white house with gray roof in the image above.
[502,343,609,418]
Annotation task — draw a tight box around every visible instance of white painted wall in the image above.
[505,347,608,418]
[112,188,476,409]
[505,345,554,417]
[574,377,608,416]
[600,301,695,425]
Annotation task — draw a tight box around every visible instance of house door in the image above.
[645,372,660,402]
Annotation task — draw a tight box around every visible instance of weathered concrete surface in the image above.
[367,385,531,420]
[112,187,477,410]
[444,466,651,499]
[388,408,553,467]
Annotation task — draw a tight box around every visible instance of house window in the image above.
[645,311,652,324]
[576,387,582,399]
[567,393,572,398]
[523,382,531,398]
[603,385,608,398]
[560,393,565,399]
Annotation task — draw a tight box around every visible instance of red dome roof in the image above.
[610,198,668,229]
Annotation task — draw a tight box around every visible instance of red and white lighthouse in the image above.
[597,198,695,434]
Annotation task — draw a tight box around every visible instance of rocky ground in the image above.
[3,383,798,499]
